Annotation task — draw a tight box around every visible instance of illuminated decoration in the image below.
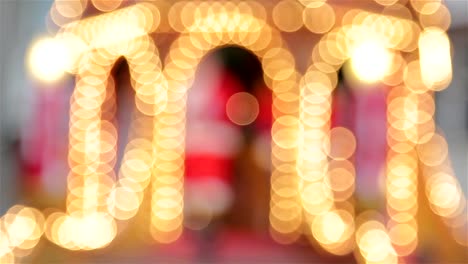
[28,37,71,82]
[302,2,335,34]
[304,126,356,255]
[0,206,44,264]
[418,28,452,90]
[4,0,465,263]
[91,0,123,12]
[297,8,422,260]
[36,3,166,250]
[162,7,303,243]
[355,214,398,264]
[350,39,393,83]
[419,133,468,246]
[386,87,421,256]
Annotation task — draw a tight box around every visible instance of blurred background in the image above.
[0,0,467,263]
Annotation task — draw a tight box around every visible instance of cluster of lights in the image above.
[386,83,422,259]
[48,0,124,29]
[30,4,168,251]
[161,6,304,243]
[297,64,353,253]
[295,7,416,261]
[406,5,465,249]
[355,213,398,264]
[3,0,464,263]
[272,0,336,34]
[0,206,44,263]
[295,1,461,263]
[50,55,118,249]
[419,134,468,246]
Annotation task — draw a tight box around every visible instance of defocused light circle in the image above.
[91,0,122,12]
[226,92,259,126]
[350,39,392,83]
[28,37,69,83]
[298,0,326,8]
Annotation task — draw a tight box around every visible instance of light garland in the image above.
[3,0,464,263]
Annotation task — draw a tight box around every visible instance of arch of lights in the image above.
[1,0,466,263]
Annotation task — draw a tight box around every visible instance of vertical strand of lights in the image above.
[298,29,357,252]
[298,65,356,253]
[385,86,422,257]
[251,10,302,243]
[46,4,162,250]
[267,47,302,244]
[161,2,303,243]
[298,11,421,254]
[319,126,356,255]
[150,72,185,243]
[149,22,204,243]
[355,216,398,264]
[418,131,467,247]
[248,7,304,241]
[55,50,118,250]
[298,66,335,236]
[109,34,166,222]
[146,7,224,241]
[4,2,163,253]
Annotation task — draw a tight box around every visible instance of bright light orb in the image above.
[27,37,70,83]
[350,40,393,84]
[322,212,346,242]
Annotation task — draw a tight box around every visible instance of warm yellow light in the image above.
[27,37,70,82]
[9,0,466,257]
[298,0,326,8]
[272,0,303,32]
[91,0,122,12]
[322,212,346,242]
[303,3,335,34]
[350,39,393,83]
[419,27,452,90]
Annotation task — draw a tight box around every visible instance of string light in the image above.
[162,7,302,243]
[3,1,464,261]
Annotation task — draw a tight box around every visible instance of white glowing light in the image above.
[322,212,346,242]
[28,37,70,83]
[419,27,452,90]
[350,39,392,83]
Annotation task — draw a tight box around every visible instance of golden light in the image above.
[91,0,123,12]
[27,37,70,82]
[418,4,451,31]
[298,0,326,8]
[350,39,393,83]
[302,3,335,34]
[410,0,442,15]
[374,0,398,6]
[312,211,347,244]
[8,0,465,260]
[357,226,398,264]
[419,27,452,90]
[272,0,303,32]
[0,206,44,262]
